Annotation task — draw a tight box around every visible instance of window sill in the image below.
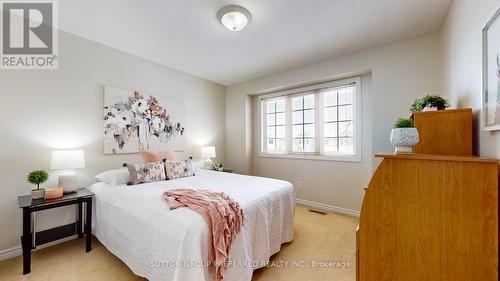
[257,153,362,163]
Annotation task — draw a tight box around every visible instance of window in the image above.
[265,98,286,153]
[323,87,354,153]
[259,77,361,161]
[292,94,315,152]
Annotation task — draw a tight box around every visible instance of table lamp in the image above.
[50,149,85,193]
[201,146,216,169]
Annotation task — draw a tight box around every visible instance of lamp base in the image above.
[204,158,213,170]
[58,173,78,193]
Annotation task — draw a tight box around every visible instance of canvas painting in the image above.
[103,86,186,154]
[482,7,500,131]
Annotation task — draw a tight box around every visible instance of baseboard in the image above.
[0,235,77,262]
[0,245,22,261]
[296,198,360,217]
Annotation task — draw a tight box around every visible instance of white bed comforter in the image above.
[88,169,295,281]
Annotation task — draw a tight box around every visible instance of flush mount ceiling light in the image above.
[218,5,251,31]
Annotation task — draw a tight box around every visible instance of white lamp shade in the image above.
[50,150,86,170]
[201,146,216,158]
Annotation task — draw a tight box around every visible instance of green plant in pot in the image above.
[27,170,49,199]
[213,162,224,172]
[410,94,450,112]
[390,118,419,154]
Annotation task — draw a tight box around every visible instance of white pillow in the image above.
[191,161,203,172]
[95,168,130,186]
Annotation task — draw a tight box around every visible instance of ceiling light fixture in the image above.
[218,5,251,31]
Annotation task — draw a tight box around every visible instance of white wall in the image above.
[0,31,226,252]
[226,32,442,212]
[7,0,495,253]
[441,0,500,157]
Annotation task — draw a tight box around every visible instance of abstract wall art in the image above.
[482,7,500,131]
[103,86,186,154]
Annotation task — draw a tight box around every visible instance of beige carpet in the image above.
[0,205,358,281]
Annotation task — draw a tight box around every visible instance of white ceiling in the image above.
[59,0,451,85]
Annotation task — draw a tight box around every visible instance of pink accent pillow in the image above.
[140,150,176,163]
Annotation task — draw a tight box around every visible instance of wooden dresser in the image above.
[412,108,472,156]
[356,154,498,281]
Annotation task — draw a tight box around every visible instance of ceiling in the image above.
[59,0,452,85]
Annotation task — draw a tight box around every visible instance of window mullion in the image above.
[274,110,277,150]
[302,97,305,151]
[274,103,277,150]
[336,91,340,151]
[316,92,322,154]
[286,96,292,153]
[261,101,267,153]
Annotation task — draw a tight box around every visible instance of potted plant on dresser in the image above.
[410,94,450,112]
[27,170,49,199]
[390,118,419,154]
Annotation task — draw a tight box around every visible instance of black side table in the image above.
[17,189,94,274]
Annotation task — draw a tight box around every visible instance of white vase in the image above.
[422,105,438,112]
[31,188,45,200]
[390,128,419,154]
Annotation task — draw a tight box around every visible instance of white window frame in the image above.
[258,76,362,162]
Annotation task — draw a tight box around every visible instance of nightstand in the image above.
[208,168,235,173]
[17,189,94,274]
[202,167,235,173]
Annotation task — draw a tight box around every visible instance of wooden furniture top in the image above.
[410,108,472,117]
[411,108,473,156]
[18,189,94,209]
[375,153,499,163]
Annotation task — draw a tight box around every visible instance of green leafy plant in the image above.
[410,94,450,112]
[27,170,49,189]
[213,162,224,171]
[394,118,414,128]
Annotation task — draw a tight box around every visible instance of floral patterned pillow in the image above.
[165,160,194,180]
[123,161,166,185]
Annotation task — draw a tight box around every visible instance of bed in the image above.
[88,169,295,281]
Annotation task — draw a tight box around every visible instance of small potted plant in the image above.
[213,162,224,172]
[390,118,419,154]
[410,94,450,112]
[27,170,49,199]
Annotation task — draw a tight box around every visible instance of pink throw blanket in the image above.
[162,189,244,281]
